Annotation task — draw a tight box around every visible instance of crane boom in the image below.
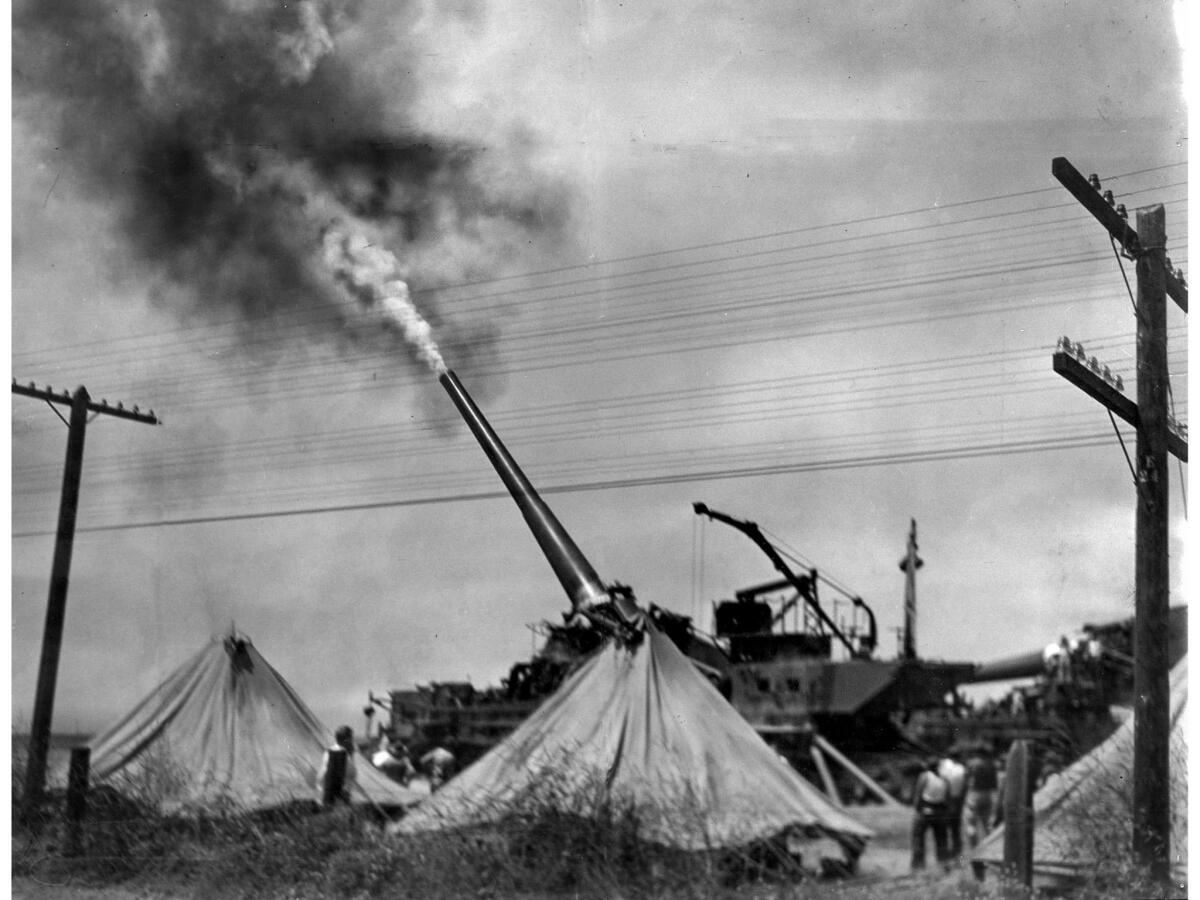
[693,503,869,658]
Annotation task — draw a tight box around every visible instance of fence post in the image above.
[322,747,347,806]
[1002,739,1036,894]
[64,746,90,857]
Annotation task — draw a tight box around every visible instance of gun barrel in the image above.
[969,650,1046,683]
[439,370,609,611]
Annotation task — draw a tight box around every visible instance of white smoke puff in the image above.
[203,153,446,374]
[117,6,172,99]
[381,282,446,374]
[275,0,336,83]
[321,225,446,375]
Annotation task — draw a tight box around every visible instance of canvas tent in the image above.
[973,655,1187,883]
[88,632,422,811]
[393,623,871,855]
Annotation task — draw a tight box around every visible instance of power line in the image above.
[16,328,1180,484]
[12,175,1186,366]
[12,431,1117,539]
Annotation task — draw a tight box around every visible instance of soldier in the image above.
[420,745,457,790]
[371,734,415,784]
[1082,626,1104,681]
[317,725,358,804]
[964,747,999,847]
[938,749,968,859]
[911,758,949,871]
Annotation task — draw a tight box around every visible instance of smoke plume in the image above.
[14,0,569,374]
[322,223,445,374]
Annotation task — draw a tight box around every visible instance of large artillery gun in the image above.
[380,370,974,800]
[378,374,965,793]
[378,370,662,765]
[438,370,641,639]
[375,369,1183,807]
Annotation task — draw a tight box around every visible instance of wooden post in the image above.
[1132,205,1171,881]
[1001,740,1034,890]
[813,734,903,807]
[22,387,90,822]
[810,744,842,806]
[322,747,347,806]
[64,746,90,857]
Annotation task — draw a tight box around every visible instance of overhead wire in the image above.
[13,343,1188,507]
[11,180,1186,372]
[13,431,1121,540]
[14,403,1117,507]
[13,165,1188,536]
[14,328,1180,485]
[14,222,1185,429]
[14,232,1185,417]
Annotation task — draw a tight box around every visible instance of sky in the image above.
[9,0,1190,737]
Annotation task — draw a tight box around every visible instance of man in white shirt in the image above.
[1042,640,1064,678]
[420,745,457,790]
[372,736,415,784]
[938,750,968,859]
[911,758,949,870]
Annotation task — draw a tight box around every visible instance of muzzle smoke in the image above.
[15,0,567,374]
[323,224,446,374]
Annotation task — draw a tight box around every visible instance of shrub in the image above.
[11,744,874,899]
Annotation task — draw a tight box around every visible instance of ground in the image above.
[12,804,987,900]
[13,881,155,900]
[849,803,914,879]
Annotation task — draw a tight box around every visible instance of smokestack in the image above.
[439,370,611,612]
[898,518,922,660]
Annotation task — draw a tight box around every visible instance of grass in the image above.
[10,737,1186,900]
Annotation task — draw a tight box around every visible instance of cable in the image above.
[13,432,1119,538]
[12,176,1187,366]
[15,324,1182,500]
[1107,409,1137,484]
[1110,237,1138,315]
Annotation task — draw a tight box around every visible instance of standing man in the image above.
[1042,640,1064,679]
[964,746,999,848]
[420,745,457,790]
[318,725,358,804]
[372,734,416,785]
[911,758,949,871]
[938,748,967,860]
[1082,626,1104,682]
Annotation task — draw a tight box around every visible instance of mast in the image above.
[899,519,922,660]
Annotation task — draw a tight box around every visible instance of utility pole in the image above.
[898,519,922,660]
[1051,158,1185,881]
[13,381,159,823]
[1131,205,1171,877]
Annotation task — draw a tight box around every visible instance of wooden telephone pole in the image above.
[1051,158,1185,881]
[13,381,159,822]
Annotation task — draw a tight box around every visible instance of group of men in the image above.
[371,734,457,789]
[911,747,1002,870]
[318,725,458,803]
[1042,627,1104,683]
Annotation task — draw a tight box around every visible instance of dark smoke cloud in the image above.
[14,0,571,367]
